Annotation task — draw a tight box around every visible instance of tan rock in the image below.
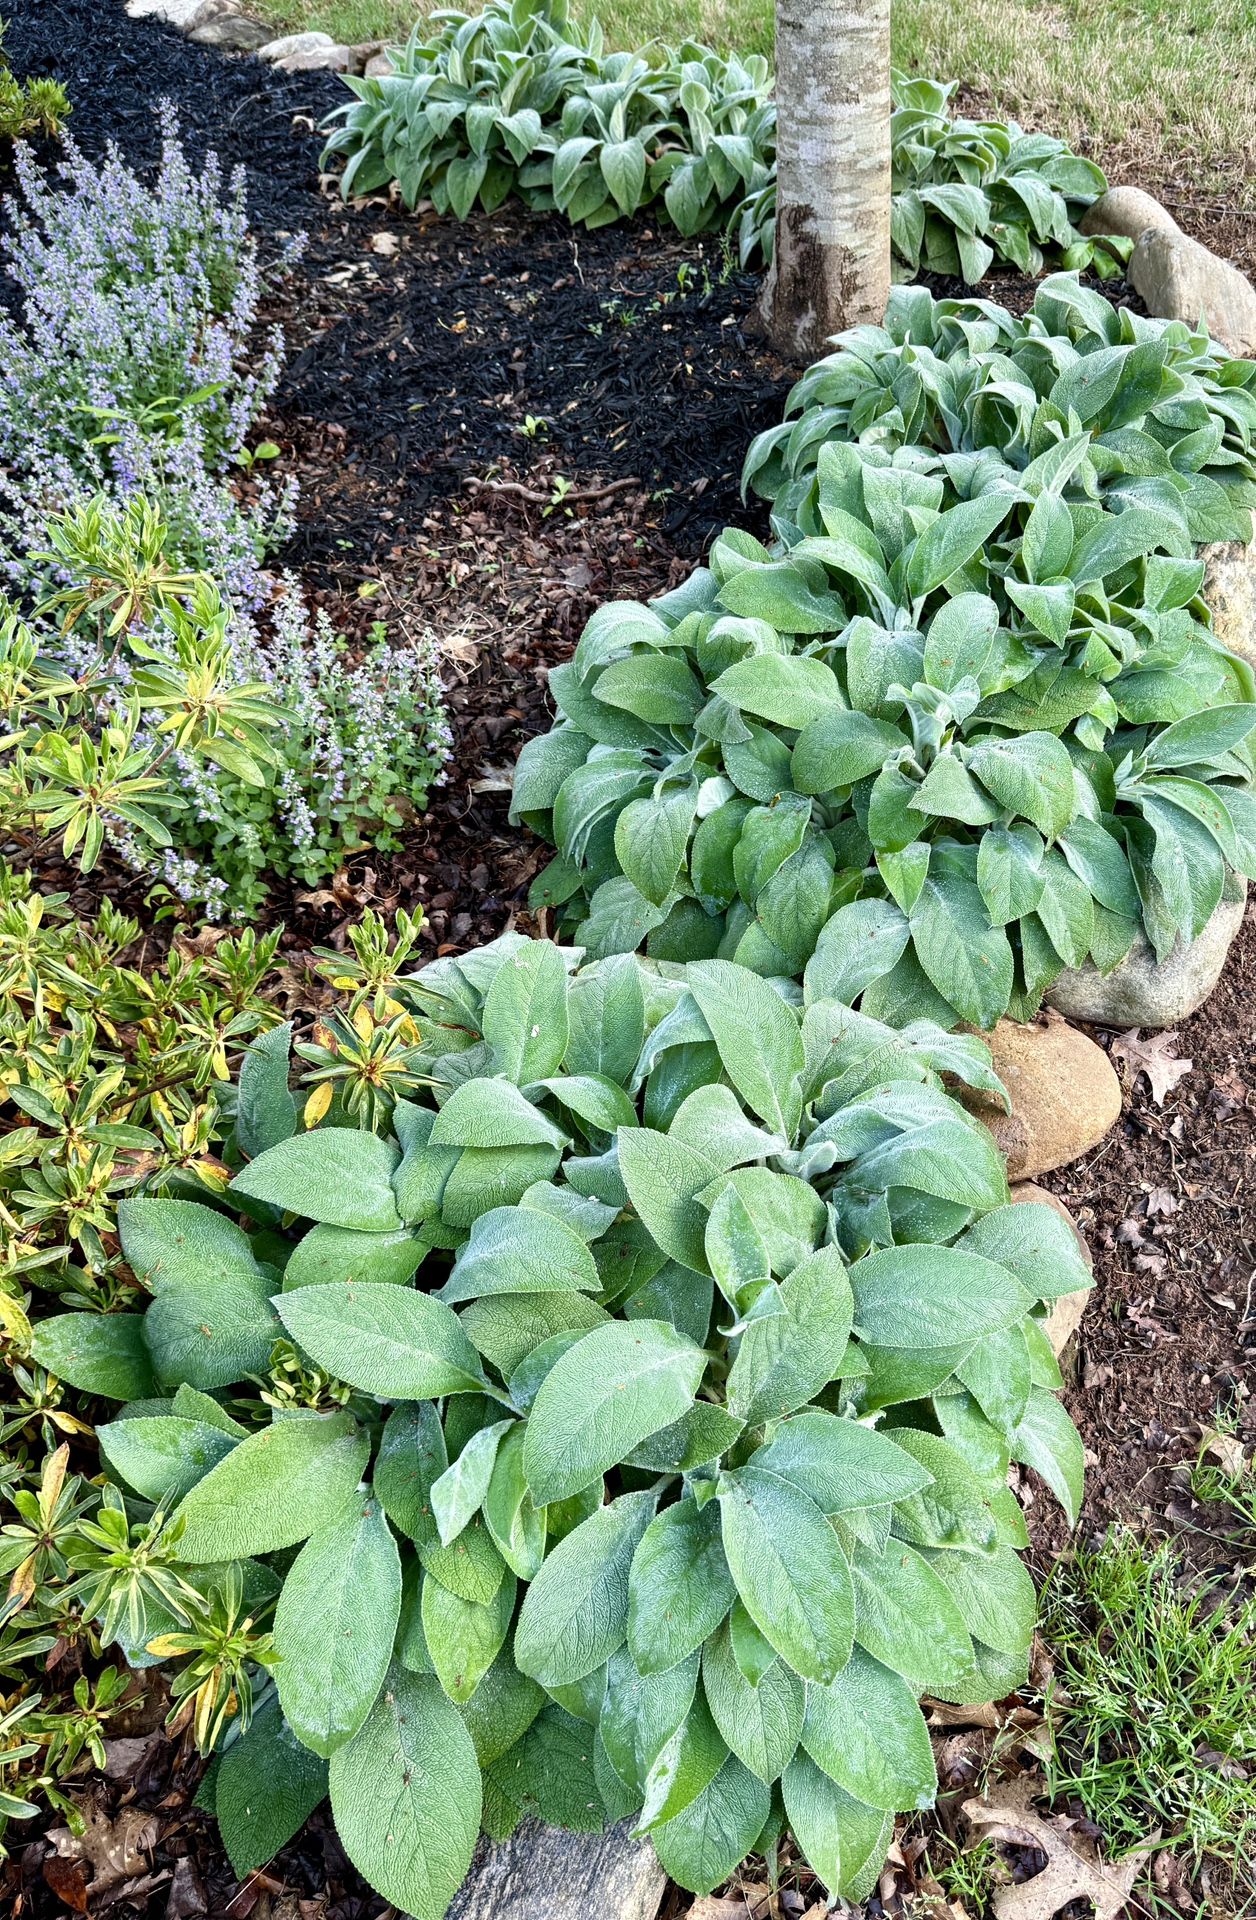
[348,40,385,74]
[188,10,273,50]
[1129,228,1256,357]
[1079,185,1180,244]
[257,28,336,57]
[962,1009,1121,1181]
[364,49,395,76]
[1010,1182,1093,1372]
[1201,533,1256,671]
[275,41,352,69]
[1046,886,1247,1029]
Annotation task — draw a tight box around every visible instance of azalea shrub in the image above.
[514,277,1256,1030]
[322,0,1119,286]
[1,495,449,919]
[0,863,283,1331]
[38,934,1090,1915]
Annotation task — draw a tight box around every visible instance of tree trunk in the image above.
[762,0,892,360]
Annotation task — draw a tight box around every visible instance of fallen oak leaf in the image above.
[1200,1424,1245,1476]
[962,1780,1156,1919]
[46,1801,161,1900]
[1110,1029,1193,1105]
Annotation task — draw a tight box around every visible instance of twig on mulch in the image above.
[463,474,644,505]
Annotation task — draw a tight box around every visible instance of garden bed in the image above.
[3,1,1256,1916]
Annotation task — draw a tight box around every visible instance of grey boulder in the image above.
[1129,228,1256,357]
[187,4,274,51]
[257,29,337,56]
[445,1819,664,1920]
[1079,185,1179,243]
[1046,887,1247,1029]
[274,41,353,69]
[1201,533,1256,671]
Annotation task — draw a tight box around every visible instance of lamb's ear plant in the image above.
[322,5,1121,286]
[516,276,1256,1030]
[42,935,1091,1915]
[889,72,1126,284]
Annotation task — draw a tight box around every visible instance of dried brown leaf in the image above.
[46,1802,161,1900]
[962,1780,1155,1919]
[1110,1029,1193,1105]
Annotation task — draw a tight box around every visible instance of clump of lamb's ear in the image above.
[62,933,1091,1918]
[519,275,1256,1031]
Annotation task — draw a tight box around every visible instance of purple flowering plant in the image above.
[155,580,453,916]
[2,495,451,919]
[0,106,300,607]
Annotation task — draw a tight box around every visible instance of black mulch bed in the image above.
[4,3,1256,1916]
[275,205,790,562]
[3,0,344,235]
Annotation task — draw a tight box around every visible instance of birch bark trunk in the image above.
[762,0,892,358]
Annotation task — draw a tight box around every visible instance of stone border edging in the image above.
[126,0,393,72]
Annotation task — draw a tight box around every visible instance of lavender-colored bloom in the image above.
[0,106,303,604]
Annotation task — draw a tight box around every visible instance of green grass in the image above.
[1040,1532,1256,1881]
[255,0,1256,184]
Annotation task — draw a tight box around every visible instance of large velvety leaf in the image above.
[481,938,570,1081]
[172,1413,369,1562]
[215,1696,328,1878]
[439,1205,599,1304]
[231,1130,402,1231]
[884,1428,998,1554]
[781,1752,892,1902]
[909,875,1014,1029]
[750,1410,932,1513]
[277,1283,487,1399]
[422,1567,516,1705]
[329,1665,481,1920]
[720,1467,854,1684]
[850,1244,1032,1349]
[30,1313,153,1401]
[97,1415,238,1504]
[374,1401,446,1547]
[235,1024,298,1161]
[1009,1385,1085,1523]
[144,1273,281,1392]
[650,1754,772,1896]
[524,1319,705,1504]
[628,1496,737,1675]
[802,1646,936,1810]
[282,1223,425,1291]
[955,1201,1092,1301]
[849,1541,974,1694]
[920,1542,1036,1657]
[116,1198,262,1293]
[273,1495,402,1757]
[726,1245,854,1426]
[617,1125,720,1273]
[702,1617,803,1782]
[514,1490,656,1687]
[686,961,805,1136]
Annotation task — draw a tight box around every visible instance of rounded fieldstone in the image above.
[257,29,337,57]
[188,12,274,50]
[961,1009,1122,1181]
[1201,534,1256,671]
[1045,887,1247,1029]
[1079,185,1180,243]
[1130,228,1256,358]
[274,41,352,69]
[1009,1182,1093,1372]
